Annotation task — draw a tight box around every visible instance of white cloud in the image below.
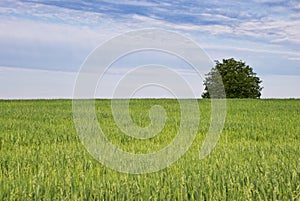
[101,0,157,7]
[0,17,124,47]
[253,0,285,3]
[0,0,300,98]
[2,0,300,46]
[131,14,233,33]
[237,19,300,44]
[130,13,300,46]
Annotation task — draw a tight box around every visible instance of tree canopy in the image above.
[202,58,263,98]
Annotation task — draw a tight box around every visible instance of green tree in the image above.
[202,58,263,98]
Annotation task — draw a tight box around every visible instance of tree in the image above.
[202,58,263,98]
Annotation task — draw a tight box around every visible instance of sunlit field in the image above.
[0,99,299,200]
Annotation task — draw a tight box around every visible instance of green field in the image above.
[0,99,299,200]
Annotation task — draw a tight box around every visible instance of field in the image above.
[0,99,299,200]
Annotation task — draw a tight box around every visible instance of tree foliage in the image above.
[202,58,263,98]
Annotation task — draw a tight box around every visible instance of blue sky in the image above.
[0,0,299,98]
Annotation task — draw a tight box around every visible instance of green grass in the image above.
[0,99,299,200]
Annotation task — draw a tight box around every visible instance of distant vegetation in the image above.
[0,99,299,200]
[202,58,263,98]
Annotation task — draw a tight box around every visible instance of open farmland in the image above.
[0,99,299,200]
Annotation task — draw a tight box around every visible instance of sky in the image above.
[0,0,299,99]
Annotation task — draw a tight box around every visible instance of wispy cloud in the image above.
[203,45,300,57]
[1,0,299,45]
[0,0,299,98]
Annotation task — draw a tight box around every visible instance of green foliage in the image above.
[0,99,299,200]
[202,58,263,98]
